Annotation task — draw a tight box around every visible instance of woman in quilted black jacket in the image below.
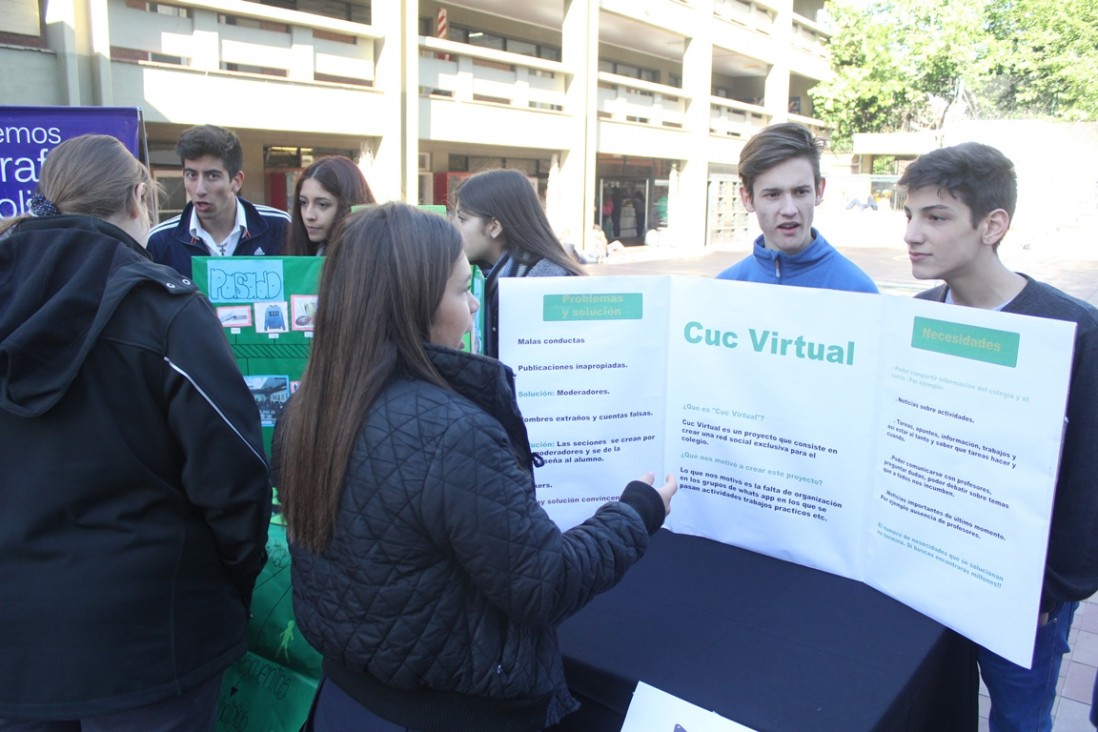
[277,203,675,731]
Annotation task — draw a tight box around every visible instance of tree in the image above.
[809,0,918,148]
[810,0,1097,147]
[984,0,1098,119]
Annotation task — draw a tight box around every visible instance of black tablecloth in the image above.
[548,531,978,732]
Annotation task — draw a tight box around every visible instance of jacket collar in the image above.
[423,344,536,471]
[751,228,833,269]
[177,196,267,245]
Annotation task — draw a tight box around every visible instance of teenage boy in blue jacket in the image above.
[717,122,877,293]
[901,142,1098,732]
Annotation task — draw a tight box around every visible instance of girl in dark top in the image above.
[286,155,375,256]
[277,202,675,731]
[451,168,584,358]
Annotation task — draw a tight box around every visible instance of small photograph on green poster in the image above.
[217,305,253,328]
[290,295,318,331]
[255,302,289,334]
[243,375,291,428]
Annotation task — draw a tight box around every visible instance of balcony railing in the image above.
[108,0,381,85]
[713,0,777,35]
[597,72,688,128]
[710,96,771,139]
[791,13,829,60]
[418,36,567,110]
[788,112,829,139]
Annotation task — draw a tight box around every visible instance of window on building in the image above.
[128,2,190,17]
[264,146,360,168]
[261,0,369,24]
[450,24,561,62]
[600,60,661,85]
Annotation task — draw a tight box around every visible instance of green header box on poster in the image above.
[542,293,644,321]
[910,316,1020,367]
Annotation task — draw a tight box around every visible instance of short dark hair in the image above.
[898,142,1017,228]
[287,155,376,255]
[175,125,244,178]
[739,123,824,199]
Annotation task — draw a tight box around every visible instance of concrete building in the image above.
[1,0,832,252]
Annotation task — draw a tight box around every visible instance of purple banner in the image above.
[0,106,142,218]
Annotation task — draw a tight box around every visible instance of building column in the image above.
[44,0,85,105]
[674,0,713,251]
[558,0,599,254]
[88,0,113,105]
[372,0,419,202]
[764,0,793,123]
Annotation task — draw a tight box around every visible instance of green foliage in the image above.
[984,0,1098,119]
[811,0,1097,145]
[871,156,895,175]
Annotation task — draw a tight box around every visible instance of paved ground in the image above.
[586,209,1098,730]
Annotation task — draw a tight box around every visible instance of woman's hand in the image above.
[638,471,678,516]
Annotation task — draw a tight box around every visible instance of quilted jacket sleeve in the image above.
[423,409,663,629]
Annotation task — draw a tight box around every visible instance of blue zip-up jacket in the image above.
[716,229,878,293]
[147,197,289,278]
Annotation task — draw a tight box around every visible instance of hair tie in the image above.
[28,192,61,218]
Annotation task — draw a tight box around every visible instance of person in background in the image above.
[148,124,289,277]
[610,185,623,239]
[0,134,271,730]
[277,202,675,732]
[633,188,646,237]
[716,122,878,293]
[452,168,584,359]
[900,142,1098,732]
[286,155,375,256]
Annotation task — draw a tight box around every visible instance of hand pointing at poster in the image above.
[638,472,678,516]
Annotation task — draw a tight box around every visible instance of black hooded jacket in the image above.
[0,215,271,718]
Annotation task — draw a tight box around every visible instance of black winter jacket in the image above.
[0,215,272,718]
[290,346,665,731]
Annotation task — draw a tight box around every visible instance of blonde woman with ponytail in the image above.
[0,135,271,730]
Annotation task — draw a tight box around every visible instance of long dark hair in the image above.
[276,203,463,551]
[286,156,375,256]
[456,168,585,275]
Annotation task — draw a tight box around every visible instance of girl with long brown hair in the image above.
[277,202,675,732]
[285,155,375,256]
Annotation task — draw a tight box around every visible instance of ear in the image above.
[488,217,503,239]
[231,170,245,194]
[815,177,827,205]
[980,209,1011,246]
[129,182,147,219]
[739,185,755,213]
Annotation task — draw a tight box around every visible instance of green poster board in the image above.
[215,517,321,732]
[192,256,323,455]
